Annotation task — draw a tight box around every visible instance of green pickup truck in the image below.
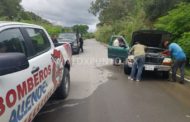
[108,35,129,64]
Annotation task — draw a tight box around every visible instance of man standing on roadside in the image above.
[163,41,186,84]
[128,41,146,82]
[79,37,84,52]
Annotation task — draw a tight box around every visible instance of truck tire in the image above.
[124,64,131,75]
[115,58,119,64]
[113,58,120,66]
[57,68,70,99]
[162,71,169,79]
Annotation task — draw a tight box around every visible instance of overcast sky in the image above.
[21,0,99,32]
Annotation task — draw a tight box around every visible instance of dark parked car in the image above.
[124,30,172,79]
[58,33,80,54]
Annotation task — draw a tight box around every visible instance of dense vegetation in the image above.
[62,24,92,39]
[0,0,189,61]
[155,3,190,59]
[89,0,190,63]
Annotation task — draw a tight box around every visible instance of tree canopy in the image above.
[155,3,190,58]
[144,0,181,21]
[72,25,89,36]
[0,0,22,20]
[89,0,135,24]
[90,0,190,61]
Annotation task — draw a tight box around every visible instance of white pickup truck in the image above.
[0,22,72,122]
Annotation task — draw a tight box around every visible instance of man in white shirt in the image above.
[113,39,119,47]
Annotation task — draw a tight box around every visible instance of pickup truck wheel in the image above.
[124,64,131,75]
[115,58,119,64]
[113,58,120,66]
[57,68,70,99]
[162,71,169,79]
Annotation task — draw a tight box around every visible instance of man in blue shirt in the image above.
[163,41,186,84]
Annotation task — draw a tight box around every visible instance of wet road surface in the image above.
[34,39,190,122]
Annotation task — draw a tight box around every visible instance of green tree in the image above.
[89,0,134,24]
[155,3,190,39]
[177,32,190,60]
[95,24,113,43]
[144,0,190,22]
[89,0,147,42]
[155,3,190,60]
[72,25,89,36]
[0,0,22,20]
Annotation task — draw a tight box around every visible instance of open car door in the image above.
[108,35,129,61]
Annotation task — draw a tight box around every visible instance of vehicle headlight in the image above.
[162,58,172,65]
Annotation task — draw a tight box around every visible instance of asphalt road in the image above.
[34,39,190,122]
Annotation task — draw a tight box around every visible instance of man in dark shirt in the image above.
[79,37,83,52]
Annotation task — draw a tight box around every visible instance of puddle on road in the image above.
[37,40,114,115]
[67,40,114,100]
[186,115,190,118]
[68,64,112,100]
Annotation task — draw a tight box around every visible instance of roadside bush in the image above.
[94,8,147,44]
[155,3,190,39]
[178,32,190,57]
[83,33,95,40]
[42,24,62,36]
[177,32,190,65]
[95,24,113,43]
[119,13,147,43]
[20,20,62,36]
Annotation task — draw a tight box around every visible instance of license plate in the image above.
[145,65,154,71]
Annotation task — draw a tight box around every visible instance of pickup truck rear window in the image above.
[26,28,50,55]
[0,28,27,55]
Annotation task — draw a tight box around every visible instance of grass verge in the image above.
[185,67,190,79]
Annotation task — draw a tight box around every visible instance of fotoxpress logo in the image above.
[72,57,121,66]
